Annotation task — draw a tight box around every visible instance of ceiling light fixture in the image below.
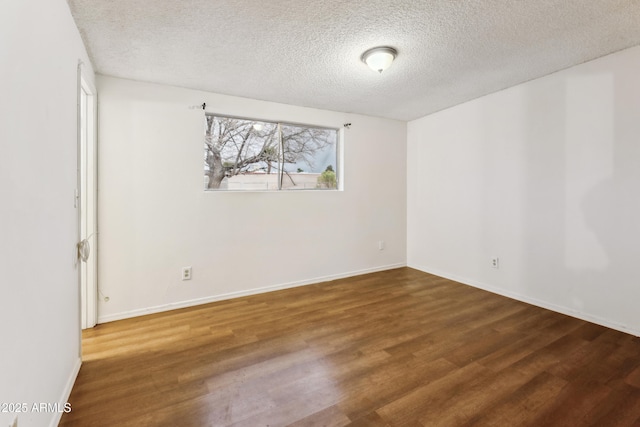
[361,46,397,73]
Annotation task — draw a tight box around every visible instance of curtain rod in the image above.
[192,102,351,128]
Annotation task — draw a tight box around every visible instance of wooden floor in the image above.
[60,268,640,426]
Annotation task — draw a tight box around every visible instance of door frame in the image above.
[77,62,98,331]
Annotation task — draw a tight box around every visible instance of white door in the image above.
[78,67,97,329]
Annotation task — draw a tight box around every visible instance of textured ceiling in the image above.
[67,0,640,121]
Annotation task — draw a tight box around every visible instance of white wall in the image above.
[97,76,407,322]
[0,1,95,426]
[408,45,640,335]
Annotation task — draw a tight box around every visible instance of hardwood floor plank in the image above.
[585,384,640,426]
[60,268,640,426]
[508,333,591,378]
[531,379,612,426]
[337,356,458,422]
[419,368,535,425]
[626,365,640,388]
[287,405,351,427]
[476,332,559,373]
[346,411,392,427]
[464,371,568,426]
[375,362,493,425]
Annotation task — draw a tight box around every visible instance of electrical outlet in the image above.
[182,266,192,281]
[378,240,385,251]
[491,257,499,269]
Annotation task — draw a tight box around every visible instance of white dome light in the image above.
[361,46,398,73]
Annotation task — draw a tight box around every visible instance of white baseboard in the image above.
[49,357,81,427]
[409,263,640,337]
[98,263,406,324]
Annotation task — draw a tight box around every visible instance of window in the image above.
[204,114,339,191]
